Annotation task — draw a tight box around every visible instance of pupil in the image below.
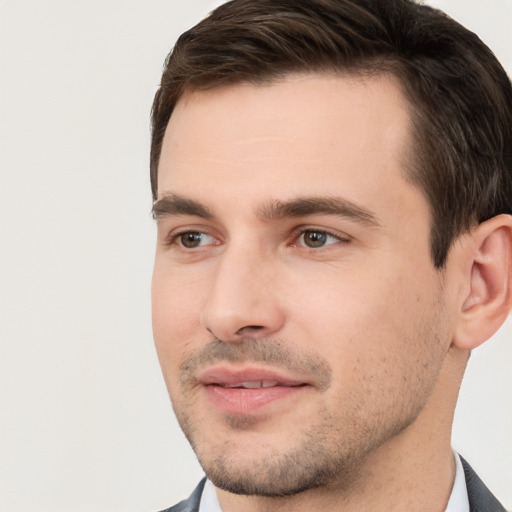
[181,232,202,248]
[305,231,326,247]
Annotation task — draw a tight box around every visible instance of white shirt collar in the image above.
[198,452,469,512]
[198,479,222,512]
[445,452,470,512]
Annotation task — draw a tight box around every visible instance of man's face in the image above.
[152,74,455,496]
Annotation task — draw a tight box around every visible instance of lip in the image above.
[199,366,307,387]
[198,366,310,415]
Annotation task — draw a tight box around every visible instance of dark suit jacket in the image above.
[160,457,506,512]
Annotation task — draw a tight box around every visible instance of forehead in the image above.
[157,73,416,214]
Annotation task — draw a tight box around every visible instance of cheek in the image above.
[151,266,204,374]
[292,264,443,378]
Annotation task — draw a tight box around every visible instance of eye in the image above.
[177,231,216,248]
[297,229,341,248]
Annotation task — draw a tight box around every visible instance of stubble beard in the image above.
[174,394,424,498]
[170,334,446,498]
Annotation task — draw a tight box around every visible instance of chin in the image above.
[195,435,364,498]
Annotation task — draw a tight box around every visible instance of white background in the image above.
[0,1,510,511]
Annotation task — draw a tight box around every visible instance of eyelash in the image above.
[164,226,350,250]
[164,229,217,249]
[293,228,348,249]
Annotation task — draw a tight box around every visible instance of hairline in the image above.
[151,61,406,200]
[152,66,447,265]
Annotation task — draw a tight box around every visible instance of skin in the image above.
[151,74,507,512]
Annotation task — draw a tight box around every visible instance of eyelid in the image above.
[159,223,351,250]
[180,231,216,248]
[291,226,351,247]
[161,224,221,248]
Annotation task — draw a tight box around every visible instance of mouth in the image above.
[197,366,310,415]
[217,380,291,389]
[199,366,309,388]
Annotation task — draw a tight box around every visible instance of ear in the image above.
[453,214,512,350]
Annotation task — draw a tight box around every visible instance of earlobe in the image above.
[453,214,512,350]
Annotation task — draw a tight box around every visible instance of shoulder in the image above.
[460,456,507,512]
[158,478,207,512]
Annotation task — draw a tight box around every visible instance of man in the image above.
[149,0,512,511]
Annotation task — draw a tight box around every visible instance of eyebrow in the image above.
[152,194,214,220]
[152,193,380,228]
[258,197,381,227]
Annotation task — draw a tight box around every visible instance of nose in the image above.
[200,245,285,341]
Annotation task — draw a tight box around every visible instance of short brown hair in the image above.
[150,0,512,267]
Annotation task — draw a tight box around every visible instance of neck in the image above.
[216,346,468,512]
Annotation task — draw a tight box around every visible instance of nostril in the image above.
[235,325,265,336]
